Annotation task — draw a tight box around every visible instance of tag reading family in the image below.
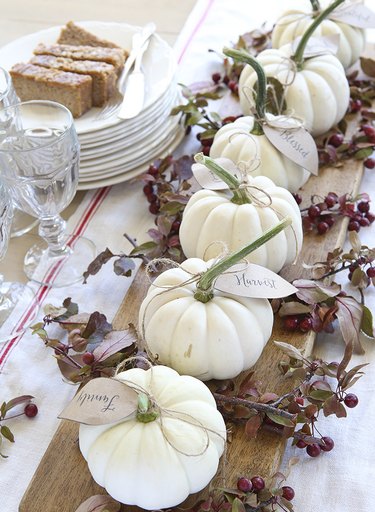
[58,377,138,425]
[192,157,240,190]
[291,35,340,58]
[262,116,318,175]
[214,263,298,299]
[329,3,375,28]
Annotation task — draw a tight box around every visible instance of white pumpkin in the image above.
[272,6,365,70]
[239,44,350,137]
[139,258,273,381]
[79,365,226,510]
[180,173,303,273]
[209,115,310,192]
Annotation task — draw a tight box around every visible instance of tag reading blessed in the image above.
[262,117,318,175]
[291,35,340,58]
[214,263,298,299]
[192,157,241,190]
[58,377,138,425]
[329,3,375,28]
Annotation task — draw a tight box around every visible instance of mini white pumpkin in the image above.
[180,157,303,273]
[209,115,310,192]
[139,257,273,381]
[239,0,350,137]
[79,365,226,510]
[272,1,365,70]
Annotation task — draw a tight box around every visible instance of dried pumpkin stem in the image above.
[194,153,251,205]
[223,47,267,130]
[293,0,345,69]
[194,216,292,303]
[310,0,321,12]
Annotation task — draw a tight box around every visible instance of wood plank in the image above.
[19,157,364,512]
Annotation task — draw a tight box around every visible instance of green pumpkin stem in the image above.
[136,393,158,423]
[194,216,292,303]
[223,47,267,131]
[293,0,345,69]
[194,153,251,205]
[310,0,321,12]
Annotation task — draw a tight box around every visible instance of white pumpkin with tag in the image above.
[139,217,296,381]
[180,155,303,273]
[239,0,350,137]
[272,0,366,69]
[79,365,226,510]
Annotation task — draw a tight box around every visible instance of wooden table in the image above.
[0,0,197,283]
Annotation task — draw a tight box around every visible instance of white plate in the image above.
[0,21,176,135]
[77,126,186,190]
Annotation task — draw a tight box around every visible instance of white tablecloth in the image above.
[1,1,375,510]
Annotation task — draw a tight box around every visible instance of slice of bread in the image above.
[58,21,122,50]
[34,43,125,75]
[10,63,92,118]
[31,55,117,107]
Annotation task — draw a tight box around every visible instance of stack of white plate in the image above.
[0,21,185,190]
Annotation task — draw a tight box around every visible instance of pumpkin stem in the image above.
[136,392,159,423]
[194,216,292,303]
[223,47,267,129]
[293,0,345,69]
[310,0,321,12]
[194,153,251,205]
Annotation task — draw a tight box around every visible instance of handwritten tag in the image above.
[291,35,340,58]
[192,157,240,190]
[58,377,138,425]
[329,3,375,28]
[214,263,298,299]
[262,115,318,175]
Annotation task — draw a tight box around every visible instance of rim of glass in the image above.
[0,100,75,153]
[0,66,12,102]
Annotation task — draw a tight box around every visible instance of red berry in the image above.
[317,221,329,235]
[149,203,160,214]
[212,72,221,84]
[82,352,95,365]
[306,443,321,457]
[223,75,230,85]
[201,145,210,155]
[359,217,370,227]
[292,193,302,205]
[367,267,375,278]
[319,151,331,165]
[296,439,307,448]
[349,99,362,113]
[147,193,158,204]
[348,220,360,232]
[222,116,237,124]
[295,396,304,406]
[283,316,299,331]
[282,486,295,501]
[308,205,321,219]
[321,436,335,452]
[201,137,214,147]
[143,184,153,195]
[366,212,375,223]
[358,201,370,213]
[328,133,344,148]
[325,192,338,208]
[303,217,315,231]
[344,393,359,408]
[299,316,313,332]
[364,158,375,169]
[167,235,180,248]
[24,403,38,418]
[171,220,181,232]
[228,80,238,93]
[148,165,158,176]
[323,215,335,227]
[251,476,265,491]
[237,477,253,493]
[362,124,375,138]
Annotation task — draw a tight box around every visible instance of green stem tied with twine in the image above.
[136,393,159,423]
[194,216,292,303]
[194,153,250,205]
[293,0,345,69]
[310,0,321,12]
[223,46,267,135]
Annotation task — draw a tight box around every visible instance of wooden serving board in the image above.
[20,159,364,512]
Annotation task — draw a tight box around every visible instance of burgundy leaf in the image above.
[244,414,262,438]
[156,215,173,237]
[5,395,34,413]
[323,395,347,418]
[57,355,85,383]
[93,327,137,363]
[83,248,115,283]
[113,256,136,277]
[293,279,341,304]
[335,296,364,354]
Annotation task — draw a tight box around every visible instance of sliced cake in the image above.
[57,21,123,50]
[10,63,92,118]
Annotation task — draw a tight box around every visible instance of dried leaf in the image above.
[82,312,112,348]
[335,296,364,354]
[75,494,121,512]
[231,497,246,512]
[113,256,136,277]
[245,414,262,438]
[274,341,304,361]
[360,57,375,77]
[5,395,34,413]
[93,327,137,362]
[57,355,86,383]
[278,301,313,317]
[83,248,115,283]
[293,279,341,304]
[323,395,347,418]
[349,231,361,253]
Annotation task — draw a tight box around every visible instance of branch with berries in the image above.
[0,395,38,458]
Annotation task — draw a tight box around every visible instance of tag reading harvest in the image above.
[329,2,375,28]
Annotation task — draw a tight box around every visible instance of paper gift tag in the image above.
[262,115,319,175]
[291,35,340,58]
[329,3,375,28]
[214,263,298,298]
[59,377,138,425]
[192,157,241,190]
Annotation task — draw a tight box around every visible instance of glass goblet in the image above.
[0,100,96,287]
[0,179,39,343]
[0,66,38,237]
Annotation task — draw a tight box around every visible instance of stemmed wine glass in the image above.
[0,100,96,287]
[0,65,38,237]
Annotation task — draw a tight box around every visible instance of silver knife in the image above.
[117,38,151,119]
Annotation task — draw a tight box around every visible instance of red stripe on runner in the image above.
[177,0,215,63]
[0,187,110,368]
